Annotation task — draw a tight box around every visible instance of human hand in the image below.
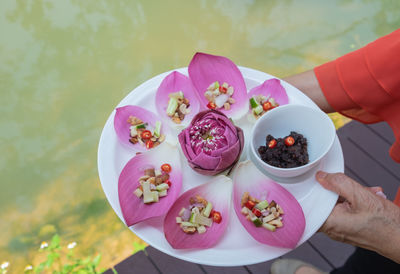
[316,171,400,263]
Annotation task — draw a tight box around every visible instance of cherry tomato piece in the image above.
[141,130,152,139]
[207,102,216,109]
[285,136,295,146]
[145,140,154,149]
[161,163,172,173]
[245,200,256,210]
[252,208,262,217]
[211,211,222,223]
[262,101,273,111]
[165,180,172,187]
[268,139,277,148]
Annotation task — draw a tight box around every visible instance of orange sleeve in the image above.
[314,29,400,163]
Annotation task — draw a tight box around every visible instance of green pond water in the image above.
[1,0,399,272]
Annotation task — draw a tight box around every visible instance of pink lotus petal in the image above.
[114,105,166,151]
[233,161,305,248]
[155,71,200,129]
[248,78,288,111]
[188,52,249,120]
[164,176,232,249]
[118,144,182,226]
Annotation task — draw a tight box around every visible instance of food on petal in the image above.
[166,91,191,124]
[119,144,182,226]
[204,81,235,111]
[133,163,173,204]
[188,52,248,120]
[175,195,222,234]
[258,131,309,168]
[127,116,164,149]
[233,161,305,248]
[156,71,200,128]
[114,105,168,151]
[240,192,284,232]
[164,176,232,249]
[178,109,244,176]
[248,79,289,120]
[249,95,279,118]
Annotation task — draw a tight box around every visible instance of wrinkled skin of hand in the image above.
[316,171,400,264]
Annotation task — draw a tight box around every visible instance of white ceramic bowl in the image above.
[249,104,336,179]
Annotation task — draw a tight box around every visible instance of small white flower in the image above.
[40,241,48,249]
[24,265,33,271]
[1,261,9,269]
[67,242,77,249]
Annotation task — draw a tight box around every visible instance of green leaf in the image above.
[111,267,118,274]
[50,234,60,249]
[92,254,101,268]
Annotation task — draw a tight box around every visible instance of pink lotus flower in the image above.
[178,109,244,176]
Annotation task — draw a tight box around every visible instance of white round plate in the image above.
[97,67,343,266]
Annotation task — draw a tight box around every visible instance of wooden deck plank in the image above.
[281,242,333,272]
[340,122,400,178]
[338,135,398,200]
[200,265,249,274]
[103,250,160,274]
[308,233,355,269]
[145,246,205,274]
[366,122,395,144]
[245,260,275,274]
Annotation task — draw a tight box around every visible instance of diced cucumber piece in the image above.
[189,213,195,223]
[252,218,263,227]
[192,213,212,227]
[202,202,213,217]
[241,207,250,215]
[133,188,143,198]
[151,191,159,202]
[154,121,162,137]
[166,98,178,116]
[249,97,259,109]
[213,81,220,89]
[222,82,228,88]
[255,200,269,210]
[136,123,146,129]
[176,217,182,223]
[142,181,153,203]
[263,223,276,232]
[197,225,206,234]
[168,91,184,100]
[156,183,169,191]
[253,105,263,115]
[158,189,167,197]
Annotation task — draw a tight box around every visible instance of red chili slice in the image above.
[211,211,222,223]
[285,136,295,146]
[268,139,277,148]
[207,102,216,109]
[245,200,255,210]
[252,208,262,217]
[141,130,152,139]
[161,163,172,173]
[262,102,273,111]
[145,140,154,149]
[219,86,228,94]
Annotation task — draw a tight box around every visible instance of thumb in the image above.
[316,171,360,204]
